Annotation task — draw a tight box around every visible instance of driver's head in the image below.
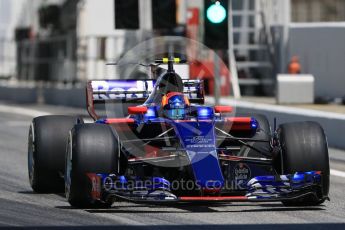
[161,92,190,120]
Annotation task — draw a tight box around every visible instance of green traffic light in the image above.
[206,1,227,24]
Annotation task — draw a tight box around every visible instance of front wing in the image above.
[87,171,325,203]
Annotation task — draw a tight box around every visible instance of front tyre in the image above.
[28,116,82,193]
[65,124,126,208]
[278,121,330,206]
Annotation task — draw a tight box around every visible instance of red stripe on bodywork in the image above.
[224,117,252,131]
[214,106,233,113]
[225,117,252,123]
[105,118,135,124]
[179,196,248,201]
[128,106,148,115]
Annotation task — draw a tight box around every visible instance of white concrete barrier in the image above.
[277,74,314,104]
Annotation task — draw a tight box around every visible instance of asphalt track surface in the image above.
[0,103,344,230]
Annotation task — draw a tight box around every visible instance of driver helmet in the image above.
[161,92,190,120]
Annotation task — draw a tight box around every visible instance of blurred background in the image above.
[0,0,344,101]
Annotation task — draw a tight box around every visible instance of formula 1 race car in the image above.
[28,58,330,208]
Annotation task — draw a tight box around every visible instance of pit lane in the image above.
[0,103,344,229]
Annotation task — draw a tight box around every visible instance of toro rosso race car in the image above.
[28,58,330,208]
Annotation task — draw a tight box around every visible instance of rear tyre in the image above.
[278,122,330,206]
[28,116,82,193]
[65,124,126,208]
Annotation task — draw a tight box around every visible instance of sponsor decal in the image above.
[87,173,101,200]
[91,80,155,100]
[190,136,209,144]
[185,136,214,148]
[234,163,251,189]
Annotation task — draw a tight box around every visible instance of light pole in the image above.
[228,0,241,99]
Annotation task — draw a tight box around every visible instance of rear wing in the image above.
[86,79,204,120]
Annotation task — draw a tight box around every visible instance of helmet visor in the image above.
[164,108,186,120]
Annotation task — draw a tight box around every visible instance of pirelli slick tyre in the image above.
[278,121,330,206]
[28,116,83,193]
[65,124,126,208]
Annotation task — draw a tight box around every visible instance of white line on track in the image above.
[330,169,345,178]
[1,103,345,178]
[0,104,51,117]
[4,121,31,127]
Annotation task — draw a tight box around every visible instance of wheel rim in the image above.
[28,125,35,186]
[65,133,73,199]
